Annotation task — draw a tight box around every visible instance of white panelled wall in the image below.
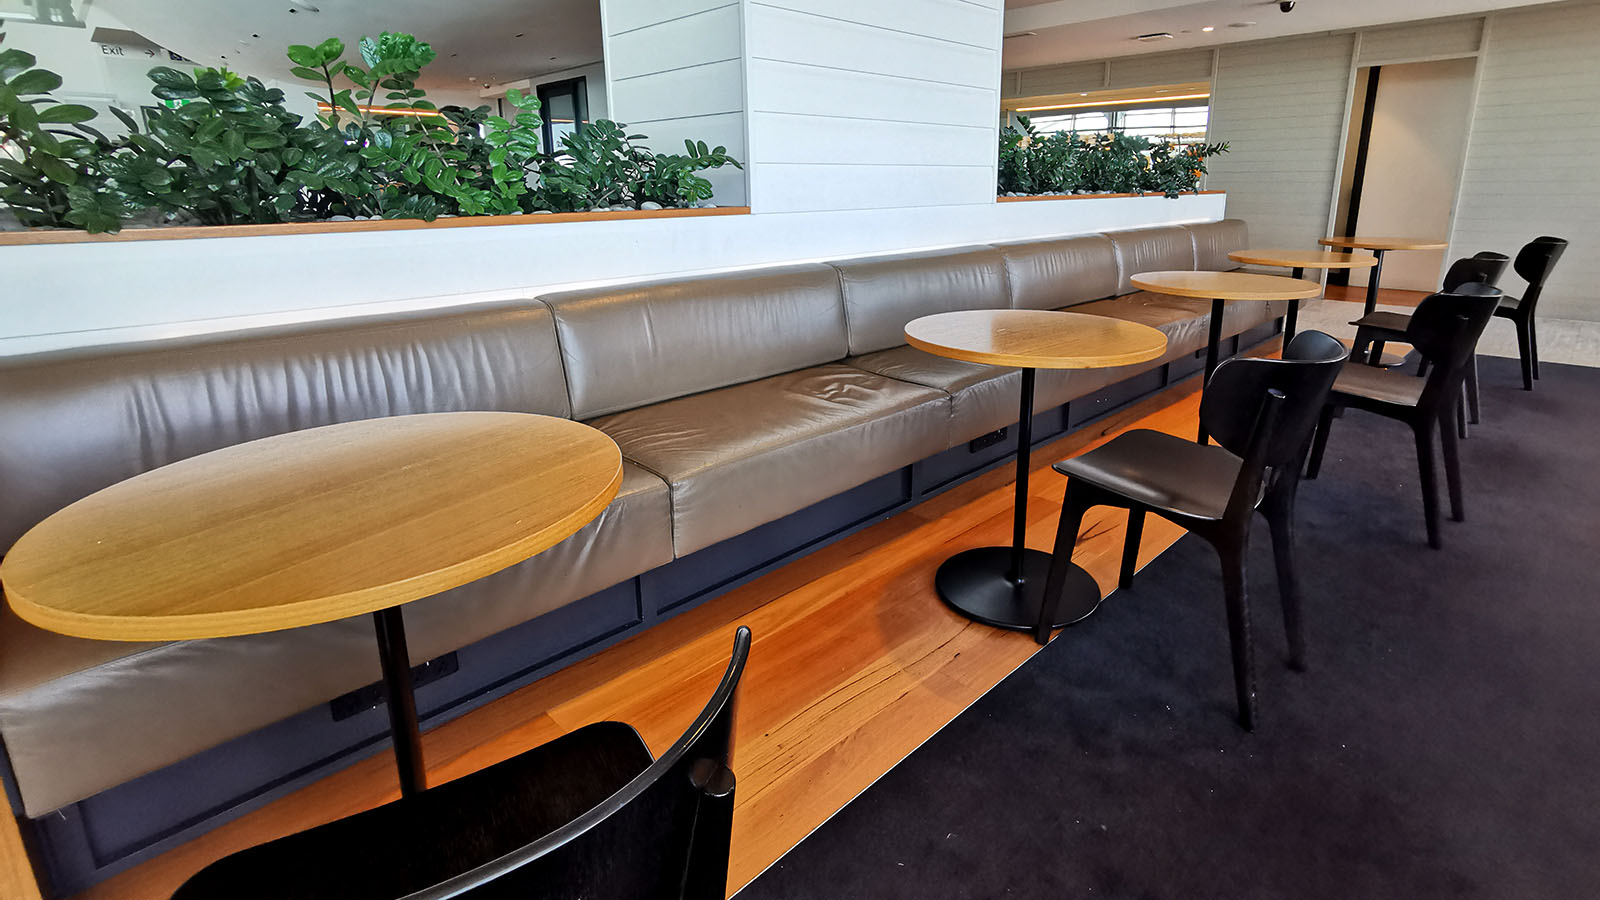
[743,0,1004,212]
[600,0,749,205]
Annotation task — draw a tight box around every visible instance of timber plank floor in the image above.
[55,348,1258,900]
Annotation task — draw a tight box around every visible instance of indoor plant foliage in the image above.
[998,114,1228,199]
[0,29,742,234]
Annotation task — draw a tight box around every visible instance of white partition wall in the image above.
[600,0,749,205]
[742,0,1005,212]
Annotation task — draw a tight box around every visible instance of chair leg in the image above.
[1530,316,1541,380]
[1456,387,1469,440]
[1440,408,1465,523]
[1305,405,1336,480]
[1037,490,1091,645]
[1416,357,1430,378]
[1516,320,1535,391]
[1368,338,1387,367]
[1219,541,1258,731]
[1264,481,1306,672]
[1414,421,1442,549]
[1119,507,1145,590]
[1466,353,1481,425]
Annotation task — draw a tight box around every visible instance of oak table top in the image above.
[1319,236,1448,252]
[904,309,1168,370]
[1228,248,1378,270]
[0,412,624,643]
[1129,270,1324,302]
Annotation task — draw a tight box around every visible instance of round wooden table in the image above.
[1128,271,1322,443]
[905,309,1167,633]
[1318,236,1448,316]
[1227,248,1376,345]
[0,412,623,798]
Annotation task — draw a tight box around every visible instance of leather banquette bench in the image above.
[0,218,1265,891]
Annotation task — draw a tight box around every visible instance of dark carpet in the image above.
[740,356,1600,900]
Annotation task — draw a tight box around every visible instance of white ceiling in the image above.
[1002,0,1562,70]
[95,0,603,90]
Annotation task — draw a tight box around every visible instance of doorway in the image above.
[1331,58,1478,291]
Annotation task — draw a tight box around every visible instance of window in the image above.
[1025,103,1210,143]
[536,77,589,154]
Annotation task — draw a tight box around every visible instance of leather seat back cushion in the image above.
[0,301,571,553]
[995,234,1120,311]
[1108,225,1200,295]
[832,246,1010,356]
[1184,218,1250,272]
[543,265,849,419]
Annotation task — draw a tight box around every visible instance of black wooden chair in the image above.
[1306,287,1501,550]
[1036,331,1348,731]
[1351,252,1509,433]
[172,626,753,900]
[1494,236,1569,391]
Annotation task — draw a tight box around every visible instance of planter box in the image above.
[0,192,1227,357]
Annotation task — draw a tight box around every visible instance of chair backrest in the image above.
[171,628,751,900]
[1405,286,1503,409]
[415,626,751,900]
[1441,252,1509,292]
[1201,331,1347,519]
[1201,330,1348,470]
[1511,236,1569,314]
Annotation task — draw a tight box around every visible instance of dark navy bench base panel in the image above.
[16,323,1284,897]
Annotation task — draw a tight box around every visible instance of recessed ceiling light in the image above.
[1201,25,1215,32]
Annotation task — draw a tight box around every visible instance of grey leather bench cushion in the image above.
[544,265,849,419]
[996,234,1120,311]
[1108,225,1200,295]
[0,461,671,817]
[833,246,1010,357]
[848,348,1020,444]
[592,364,949,557]
[1184,218,1251,272]
[0,302,571,553]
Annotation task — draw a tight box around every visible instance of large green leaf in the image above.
[0,48,37,80]
[8,68,62,95]
[36,103,95,124]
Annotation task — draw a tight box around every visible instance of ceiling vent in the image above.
[1135,32,1176,42]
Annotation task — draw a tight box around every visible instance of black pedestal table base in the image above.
[935,546,1101,630]
[934,367,1104,634]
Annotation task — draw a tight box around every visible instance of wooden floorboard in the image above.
[50,349,1262,900]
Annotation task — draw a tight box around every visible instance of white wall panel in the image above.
[606,5,743,80]
[1358,17,1484,65]
[1107,49,1214,89]
[750,114,995,167]
[602,0,749,204]
[743,0,1005,214]
[746,5,996,86]
[1452,1,1600,321]
[611,60,745,123]
[605,0,738,39]
[1205,33,1357,254]
[748,59,997,127]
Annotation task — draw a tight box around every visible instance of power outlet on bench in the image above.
[969,427,1008,453]
[329,651,460,721]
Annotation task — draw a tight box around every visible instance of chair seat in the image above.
[1350,310,1412,336]
[1053,429,1243,521]
[1495,294,1523,315]
[1331,359,1426,408]
[173,721,655,900]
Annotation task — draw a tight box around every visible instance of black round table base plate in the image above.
[935,547,1102,631]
